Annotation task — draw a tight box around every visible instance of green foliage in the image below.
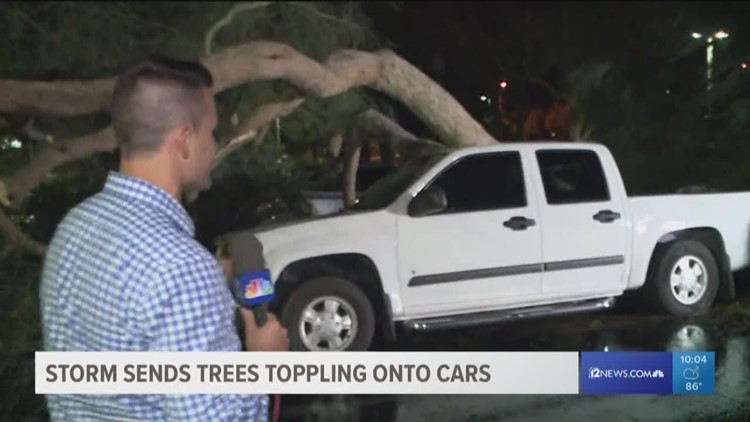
[209,2,379,59]
[567,42,750,194]
[0,253,46,421]
[0,6,390,419]
[0,1,391,244]
[193,135,342,250]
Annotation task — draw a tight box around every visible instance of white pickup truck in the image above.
[244,142,749,351]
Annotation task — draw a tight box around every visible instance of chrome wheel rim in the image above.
[670,255,708,305]
[299,296,357,351]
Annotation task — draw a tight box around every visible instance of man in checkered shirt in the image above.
[40,57,288,421]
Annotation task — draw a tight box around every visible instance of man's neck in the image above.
[119,159,181,201]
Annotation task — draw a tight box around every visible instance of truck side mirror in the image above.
[408,186,448,217]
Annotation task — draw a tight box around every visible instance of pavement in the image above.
[278,284,750,422]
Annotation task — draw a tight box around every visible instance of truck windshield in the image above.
[350,153,446,211]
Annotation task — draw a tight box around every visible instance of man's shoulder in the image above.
[51,189,215,272]
[46,192,108,247]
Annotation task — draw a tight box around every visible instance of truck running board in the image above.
[403,297,616,332]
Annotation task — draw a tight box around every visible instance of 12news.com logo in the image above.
[588,367,665,379]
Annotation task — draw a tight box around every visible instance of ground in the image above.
[278,286,750,421]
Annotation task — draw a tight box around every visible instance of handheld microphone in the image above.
[218,231,275,327]
[216,230,283,422]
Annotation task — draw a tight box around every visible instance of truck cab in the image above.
[389,143,629,318]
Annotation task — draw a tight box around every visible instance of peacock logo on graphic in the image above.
[244,278,273,300]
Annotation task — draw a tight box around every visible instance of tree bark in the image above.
[2,41,495,147]
[213,98,305,167]
[355,109,443,149]
[342,144,361,208]
[1,41,492,207]
[0,208,46,256]
[340,109,434,208]
[0,98,310,255]
[0,40,497,256]
[328,133,344,158]
[0,77,116,117]
[203,2,274,57]
[2,126,116,210]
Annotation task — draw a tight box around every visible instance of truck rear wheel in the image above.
[282,276,375,351]
[647,240,719,316]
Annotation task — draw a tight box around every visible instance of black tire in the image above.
[646,240,720,316]
[282,276,375,351]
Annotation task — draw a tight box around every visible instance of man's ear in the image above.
[167,125,192,160]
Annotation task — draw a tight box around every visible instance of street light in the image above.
[691,29,730,116]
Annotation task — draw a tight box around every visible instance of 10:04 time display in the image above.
[680,355,708,365]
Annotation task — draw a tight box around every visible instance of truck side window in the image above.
[427,152,526,213]
[536,150,610,204]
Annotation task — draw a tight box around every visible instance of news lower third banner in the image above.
[36,351,715,395]
[36,352,579,395]
[581,351,715,395]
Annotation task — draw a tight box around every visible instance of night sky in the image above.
[363,2,750,134]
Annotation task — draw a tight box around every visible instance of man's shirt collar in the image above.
[102,171,195,236]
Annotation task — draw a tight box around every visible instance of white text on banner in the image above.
[36,352,579,395]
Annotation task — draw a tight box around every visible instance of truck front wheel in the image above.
[647,240,720,316]
[282,276,375,351]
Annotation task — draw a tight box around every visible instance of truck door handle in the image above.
[503,216,536,231]
[593,210,621,223]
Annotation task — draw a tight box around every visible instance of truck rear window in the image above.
[536,150,610,204]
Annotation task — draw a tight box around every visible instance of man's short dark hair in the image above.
[111,56,214,158]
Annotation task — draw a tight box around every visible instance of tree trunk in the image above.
[342,144,361,208]
[328,133,344,158]
[339,109,436,208]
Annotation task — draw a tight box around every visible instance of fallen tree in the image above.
[0,40,496,256]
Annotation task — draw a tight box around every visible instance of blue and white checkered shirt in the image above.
[40,171,269,421]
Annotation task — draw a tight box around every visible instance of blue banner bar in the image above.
[580,351,715,394]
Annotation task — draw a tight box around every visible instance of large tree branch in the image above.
[328,133,344,158]
[0,95,307,210]
[204,2,273,57]
[0,77,115,117]
[22,117,55,143]
[355,109,444,149]
[2,41,495,146]
[213,98,305,167]
[0,97,305,255]
[342,144,361,208]
[0,207,46,257]
[340,109,439,208]
[0,40,496,256]
[1,127,115,209]
[208,43,495,146]
[328,50,495,147]
[2,40,483,197]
